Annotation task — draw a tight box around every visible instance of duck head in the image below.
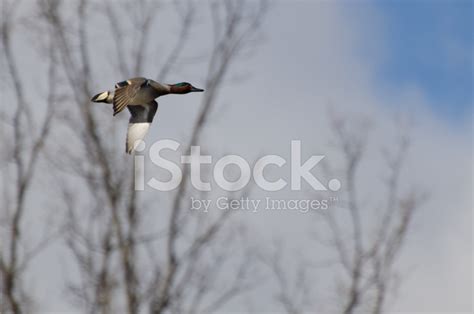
[170,82,204,94]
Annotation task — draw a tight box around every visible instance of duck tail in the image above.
[91,91,113,103]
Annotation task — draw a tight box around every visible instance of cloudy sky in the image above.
[225,1,473,312]
[172,1,473,312]
[8,0,472,312]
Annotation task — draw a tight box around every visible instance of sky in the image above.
[3,0,472,313]
[198,1,473,312]
[155,1,473,312]
[374,0,472,123]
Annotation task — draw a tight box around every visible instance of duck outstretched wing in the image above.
[125,100,158,154]
[113,77,148,116]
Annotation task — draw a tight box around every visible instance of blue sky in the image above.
[374,0,472,123]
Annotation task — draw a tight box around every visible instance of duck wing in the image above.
[115,77,147,89]
[125,100,158,154]
[113,78,148,116]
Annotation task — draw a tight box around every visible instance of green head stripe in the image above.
[175,82,189,87]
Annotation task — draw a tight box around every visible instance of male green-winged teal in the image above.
[91,77,204,154]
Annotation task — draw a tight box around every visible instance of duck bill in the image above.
[191,86,204,92]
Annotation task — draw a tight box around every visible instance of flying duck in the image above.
[91,77,204,154]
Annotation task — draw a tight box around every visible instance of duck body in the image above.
[91,77,204,154]
[111,77,170,115]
